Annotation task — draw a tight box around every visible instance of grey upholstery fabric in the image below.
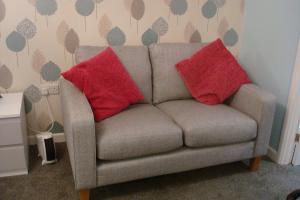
[75,46,100,64]
[157,100,257,148]
[75,46,152,103]
[96,142,255,186]
[61,45,276,191]
[149,43,202,104]
[96,104,183,160]
[60,78,96,189]
[229,84,276,156]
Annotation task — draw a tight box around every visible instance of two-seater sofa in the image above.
[60,43,276,200]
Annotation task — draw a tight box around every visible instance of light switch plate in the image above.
[48,83,59,95]
[40,85,49,96]
[40,82,59,96]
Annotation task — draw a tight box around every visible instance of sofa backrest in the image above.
[149,43,203,104]
[75,46,152,104]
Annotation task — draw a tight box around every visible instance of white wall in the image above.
[240,0,300,150]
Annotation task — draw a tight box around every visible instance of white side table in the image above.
[0,93,28,177]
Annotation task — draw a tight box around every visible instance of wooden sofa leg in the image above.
[80,189,90,200]
[249,156,262,171]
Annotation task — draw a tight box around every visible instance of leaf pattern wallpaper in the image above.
[169,0,188,24]
[16,18,37,55]
[0,0,244,135]
[0,0,5,24]
[152,17,169,42]
[36,0,58,26]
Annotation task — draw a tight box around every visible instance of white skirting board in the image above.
[0,169,28,178]
[28,132,65,145]
[267,146,279,162]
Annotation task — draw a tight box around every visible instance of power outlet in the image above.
[48,83,60,95]
[40,83,60,96]
[40,85,49,96]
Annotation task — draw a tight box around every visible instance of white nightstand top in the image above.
[0,93,23,119]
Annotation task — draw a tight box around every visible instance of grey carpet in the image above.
[1,143,300,200]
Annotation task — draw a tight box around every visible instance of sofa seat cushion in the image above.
[157,100,257,148]
[96,104,183,160]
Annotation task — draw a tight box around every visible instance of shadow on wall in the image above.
[271,104,286,150]
[239,46,288,151]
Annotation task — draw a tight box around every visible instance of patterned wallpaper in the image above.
[0,0,244,135]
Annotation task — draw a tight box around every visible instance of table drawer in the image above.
[0,117,22,146]
[0,146,27,174]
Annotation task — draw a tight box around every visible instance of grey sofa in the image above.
[60,43,276,200]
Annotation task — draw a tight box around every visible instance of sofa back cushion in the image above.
[149,43,202,104]
[75,46,152,103]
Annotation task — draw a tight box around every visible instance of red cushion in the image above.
[62,47,144,121]
[176,39,251,105]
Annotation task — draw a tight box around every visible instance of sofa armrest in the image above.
[60,78,96,189]
[229,84,276,156]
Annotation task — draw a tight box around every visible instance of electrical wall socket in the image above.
[48,83,59,95]
[40,83,60,96]
[40,85,49,96]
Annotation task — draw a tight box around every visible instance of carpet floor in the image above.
[1,143,300,200]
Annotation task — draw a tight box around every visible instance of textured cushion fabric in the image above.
[75,45,152,103]
[176,39,251,105]
[149,43,202,104]
[62,47,144,121]
[157,100,257,148]
[96,104,183,160]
